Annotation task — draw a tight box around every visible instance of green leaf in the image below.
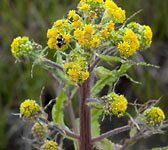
[92,63,131,95]
[94,138,114,150]
[151,147,168,150]
[129,127,137,137]
[96,54,126,63]
[123,74,141,84]
[92,75,117,95]
[133,61,159,68]
[91,108,103,136]
[52,89,66,127]
[94,66,112,78]
[118,62,133,75]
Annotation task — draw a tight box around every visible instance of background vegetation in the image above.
[0,0,168,149]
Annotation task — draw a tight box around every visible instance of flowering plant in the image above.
[11,0,168,150]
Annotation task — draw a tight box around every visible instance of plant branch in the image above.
[42,57,64,71]
[120,132,144,150]
[91,125,131,143]
[48,124,80,140]
[90,46,116,72]
[121,9,143,28]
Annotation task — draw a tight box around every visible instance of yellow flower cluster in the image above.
[32,122,48,139]
[105,0,126,23]
[74,24,100,48]
[143,25,152,47]
[127,22,153,49]
[100,20,115,39]
[110,93,127,117]
[68,10,82,29]
[47,19,72,50]
[11,36,33,59]
[41,140,58,150]
[118,29,140,57]
[104,92,127,117]
[80,3,90,11]
[144,107,165,126]
[20,99,40,119]
[64,59,89,83]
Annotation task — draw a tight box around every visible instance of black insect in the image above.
[56,35,64,48]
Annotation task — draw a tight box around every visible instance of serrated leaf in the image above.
[97,54,126,63]
[52,89,66,127]
[94,138,114,150]
[134,61,159,68]
[91,108,103,136]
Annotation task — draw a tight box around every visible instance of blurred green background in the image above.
[0,0,168,149]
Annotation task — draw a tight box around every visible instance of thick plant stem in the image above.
[79,77,92,150]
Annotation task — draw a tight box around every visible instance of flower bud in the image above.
[11,36,33,59]
[103,92,127,117]
[144,107,165,127]
[41,140,58,150]
[32,122,48,139]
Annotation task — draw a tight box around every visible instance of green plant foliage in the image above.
[151,147,168,150]
[52,89,66,127]
[91,108,103,136]
[94,139,114,150]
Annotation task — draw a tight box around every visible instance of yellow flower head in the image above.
[90,36,101,48]
[106,20,115,33]
[72,20,82,29]
[68,10,76,19]
[112,8,126,23]
[41,140,58,150]
[144,107,165,126]
[73,14,81,21]
[74,29,83,40]
[20,99,40,119]
[143,25,152,46]
[83,24,94,39]
[80,4,90,11]
[89,11,97,18]
[11,36,33,59]
[101,29,110,39]
[105,0,118,10]
[32,122,48,139]
[118,41,131,57]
